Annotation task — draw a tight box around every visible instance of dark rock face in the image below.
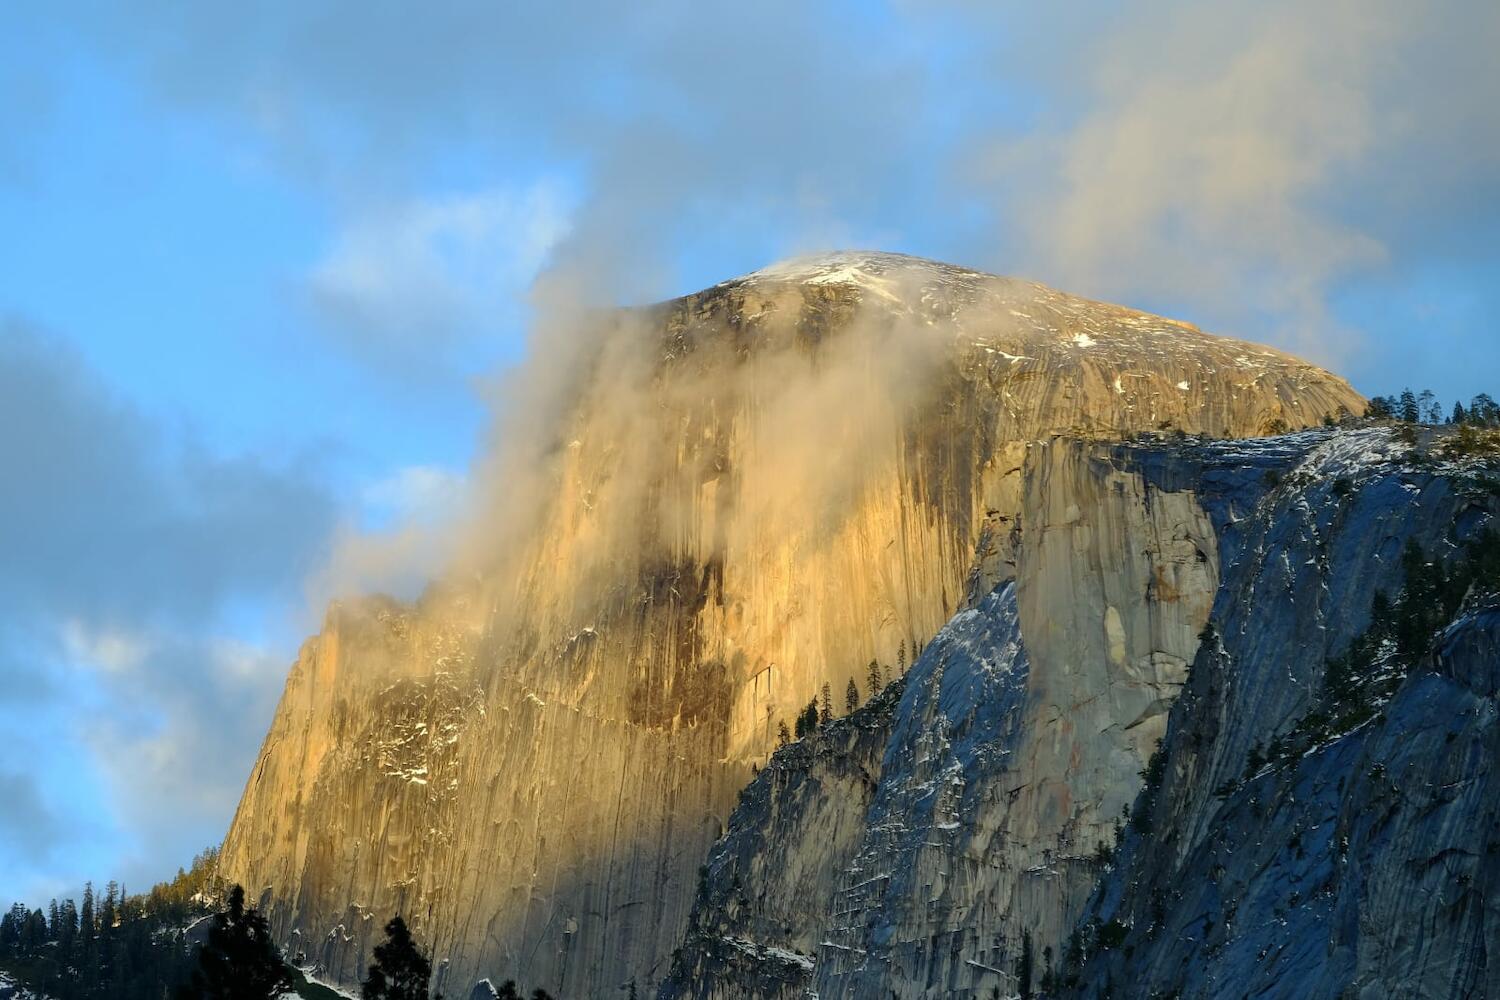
[660,428,1500,999]
[1072,432,1500,1000]
[815,582,1035,997]
[659,435,1294,998]
[660,678,906,1000]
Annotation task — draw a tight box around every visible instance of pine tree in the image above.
[79,881,96,969]
[1399,388,1420,423]
[20,908,45,955]
[845,677,860,713]
[103,881,119,926]
[794,699,819,738]
[1015,929,1034,999]
[1452,401,1467,424]
[897,640,907,674]
[866,659,883,696]
[183,884,293,1000]
[57,898,78,961]
[362,915,432,1000]
[494,982,520,1000]
[819,683,832,726]
[1,903,24,953]
[776,721,791,746]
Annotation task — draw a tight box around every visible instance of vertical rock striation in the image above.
[220,252,1363,996]
[663,433,1313,998]
[1070,429,1500,999]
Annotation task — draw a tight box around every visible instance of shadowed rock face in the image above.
[666,427,1499,1000]
[659,433,1303,999]
[219,252,1362,996]
[1068,430,1500,1000]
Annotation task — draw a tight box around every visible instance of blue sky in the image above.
[2,1,1497,905]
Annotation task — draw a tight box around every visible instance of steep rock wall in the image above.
[660,678,907,1000]
[221,252,1361,995]
[662,433,1304,998]
[1070,429,1500,999]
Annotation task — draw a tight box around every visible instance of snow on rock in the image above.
[0,972,56,1000]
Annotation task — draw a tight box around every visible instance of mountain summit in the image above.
[222,254,1370,995]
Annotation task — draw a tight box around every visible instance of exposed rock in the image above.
[1066,431,1500,999]
[660,677,906,1000]
[220,252,1362,996]
[661,433,1312,998]
[662,429,1499,999]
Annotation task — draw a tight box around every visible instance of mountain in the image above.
[661,427,1500,998]
[219,251,1378,996]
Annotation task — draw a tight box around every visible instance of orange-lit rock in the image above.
[221,252,1362,996]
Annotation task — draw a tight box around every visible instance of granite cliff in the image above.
[219,252,1371,996]
[661,427,1499,998]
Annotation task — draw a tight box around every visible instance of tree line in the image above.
[1,848,559,999]
[774,640,917,747]
[0,848,224,999]
[1364,387,1500,427]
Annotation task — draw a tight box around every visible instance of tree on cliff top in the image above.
[794,698,820,738]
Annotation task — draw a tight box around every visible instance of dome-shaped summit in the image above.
[682,249,1364,441]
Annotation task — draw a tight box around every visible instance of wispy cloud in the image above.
[967,0,1500,366]
[308,181,574,371]
[307,462,470,604]
[360,464,466,528]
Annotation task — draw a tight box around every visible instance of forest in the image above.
[0,849,557,999]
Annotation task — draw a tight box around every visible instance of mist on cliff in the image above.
[303,0,1500,615]
[317,257,987,640]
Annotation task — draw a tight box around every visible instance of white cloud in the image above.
[81,632,295,886]
[209,637,287,684]
[971,0,1499,366]
[305,464,471,605]
[361,464,466,528]
[975,1,1388,362]
[60,620,150,674]
[308,180,574,363]
[0,326,337,897]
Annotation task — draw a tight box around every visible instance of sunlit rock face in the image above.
[220,251,1362,996]
[661,434,1296,999]
[670,427,1500,1000]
